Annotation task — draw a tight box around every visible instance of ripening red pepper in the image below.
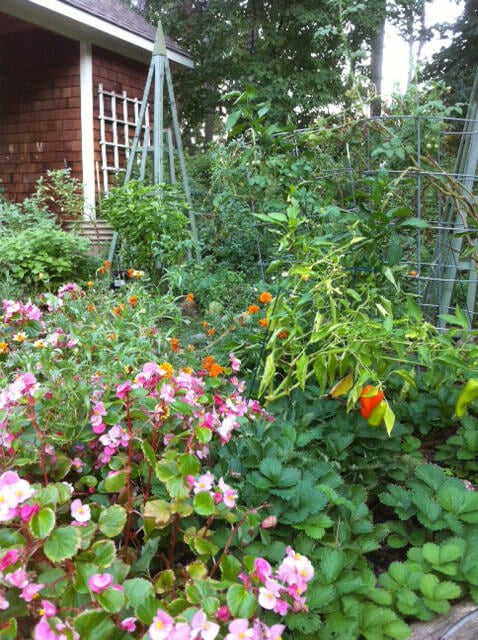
[359,385,385,419]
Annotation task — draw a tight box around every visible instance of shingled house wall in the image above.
[0,28,81,202]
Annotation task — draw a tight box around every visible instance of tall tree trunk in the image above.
[370,14,385,117]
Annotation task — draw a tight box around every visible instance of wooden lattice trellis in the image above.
[97,84,151,194]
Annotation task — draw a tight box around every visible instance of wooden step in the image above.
[63,218,114,256]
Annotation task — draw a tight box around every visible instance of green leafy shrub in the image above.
[0,219,98,290]
[100,180,193,276]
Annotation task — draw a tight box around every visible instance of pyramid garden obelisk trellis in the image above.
[108,23,200,265]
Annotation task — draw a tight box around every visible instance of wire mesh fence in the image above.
[251,111,478,328]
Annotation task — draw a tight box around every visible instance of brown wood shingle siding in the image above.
[0,27,81,202]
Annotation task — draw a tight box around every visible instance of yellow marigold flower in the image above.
[259,292,273,304]
[181,366,193,375]
[259,318,268,328]
[0,342,9,354]
[159,362,174,378]
[248,304,260,314]
[202,321,209,328]
[13,332,27,343]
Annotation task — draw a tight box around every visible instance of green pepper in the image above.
[368,400,387,427]
[456,379,478,418]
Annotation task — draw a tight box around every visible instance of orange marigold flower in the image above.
[87,303,95,312]
[107,333,116,341]
[96,266,106,275]
[202,355,215,371]
[112,305,122,317]
[159,362,174,378]
[248,304,260,314]
[127,268,135,278]
[170,337,180,352]
[0,342,9,355]
[207,328,216,336]
[278,331,289,339]
[202,321,209,328]
[129,295,138,307]
[186,293,194,303]
[259,292,273,304]
[258,318,268,328]
[104,261,111,269]
[209,363,224,378]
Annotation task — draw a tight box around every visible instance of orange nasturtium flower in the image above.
[170,337,180,353]
[258,318,268,328]
[259,292,273,304]
[359,385,385,419]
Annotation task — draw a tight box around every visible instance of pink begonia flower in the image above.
[254,558,272,583]
[193,472,215,494]
[71,499,91,524]
[277,546,314,589]
[21,582,44,602]
[5,568,29,588]
[217,415,238,443]
[191,609,220,640]
[39,600,57,617]
[116,381,132,399]
[159,384,175,403]
[228,353,241,372]
[148,609,174,640]
[88,573,113,594]
[33,616,59,640]
[218,478,238,508]
[225,619,256,640]
[0,594,9,610]
[71,457,84,471]
[258,587,277,610]
[0,549,20,571]
[120,617,136,632]
[253,621,285,640]
[20,502,39,522]
[216,606,230,623]
[273,599,289,616]
[170,622,192,640]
